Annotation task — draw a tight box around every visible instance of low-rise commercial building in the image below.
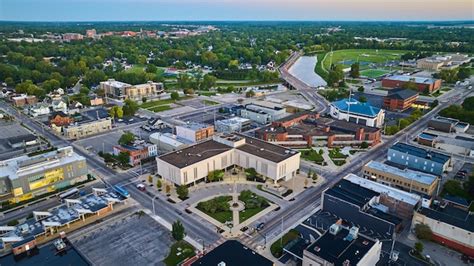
[113,142,157,166]
[215,117,251,133]
[63,118,112,139]
[387,142,451,176]
[344,174,421,220]
[149,132,191,153]
[322,177,403,238]
[0,146,87,203]
[412,201,474,257]
[383,88,419,112]
[176,123,214,143]
[156,134,300,186]
[381,75,442,93]
[362,160,439,196]
[329,98,385,128]
[303,223,382,266]
[256,112,381,148]
[241,101,288,124]
[428,116,470,133]
[100,79,163,101]
[11,95,37,107]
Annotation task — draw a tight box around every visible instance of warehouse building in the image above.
[240,101,288,124]
[156,134,300,186]
[176,122,214,143]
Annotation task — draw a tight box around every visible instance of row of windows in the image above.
[364,170,429,193]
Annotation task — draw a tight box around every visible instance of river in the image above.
[288,56,327,87]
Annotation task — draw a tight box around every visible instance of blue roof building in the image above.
[387,142,451,176]
[330,98,385,128]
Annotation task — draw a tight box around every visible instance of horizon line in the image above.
[1,19,473,23]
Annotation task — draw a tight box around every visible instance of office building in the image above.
[62,33,83,41]
[303,223,382,266]
[412,201,474,257]
[387,142,451,176]
[428,116,470,133]
[215,117,251,133]
[383,88,419,112]
[0,146,87,203]
[256,112,381,148]
[362,160,439,196]
[156,134,300,186]
[381,75,442,93]
[100,79,164,101]
[63,118,112,139]
[176,123,214,143]
[329,98,385,128]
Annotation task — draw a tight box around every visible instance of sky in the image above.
[0,0,472,21]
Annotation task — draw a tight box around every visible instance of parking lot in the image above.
[0,121,43,160]
[73,212,174,266]
[76,130,123,154]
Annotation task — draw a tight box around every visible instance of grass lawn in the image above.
[441,87,452,92]
[198,91,217,96]
[240,206,266,223]
[332,159,346,166]
[140,98,177,108]
[360,69,391,78]
[148,105,172,112]
[300,149,325,164]
[270,229,300,258]
[239,190,270,223]
[203,100,219,106]
[328,149,348,159]
[196,196,233,224]
[127,64,165,76]
[163,241,195,266]
[322,49,409,71]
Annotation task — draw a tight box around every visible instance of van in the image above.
[136,183,146,191]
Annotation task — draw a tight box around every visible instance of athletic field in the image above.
[360,69,391,78]
[321,49,408,71]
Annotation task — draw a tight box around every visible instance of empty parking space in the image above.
[73,213,174,266]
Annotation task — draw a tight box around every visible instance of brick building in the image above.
[382,75,442,93]
[11,95,37,107]
[256,112,381,148]
[383,88,419,112]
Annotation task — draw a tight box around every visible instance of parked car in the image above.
[256,222,265,231]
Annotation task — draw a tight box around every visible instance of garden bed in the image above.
[196,196,233,223]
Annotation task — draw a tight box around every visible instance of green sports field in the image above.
[360,69,391,78]
[321,49,409,71]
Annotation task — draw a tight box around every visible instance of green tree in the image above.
[156,179,162,189]
[123,99,139,116]
[176,185,189,199]
[171,220,185,241]
[414,242,424,255]
[108,106,123,119]
[327,64,344,86]
[148,175,153,183]
[118,132,135,145]
[177,74,192,89]
[145,64,157,74]
[457,67,470,80]
[117,152,130,166]
[357,86,364,92]
[399,118,410,129]
[462,97,474,111]
[360,141,369,149]
[202,74,217,90]
[170,91,180,101]
[358,95,367,103]
[207,170,224,182]
[349,62,360,78]
[414,224,433,240]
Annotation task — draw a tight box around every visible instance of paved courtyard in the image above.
[73,212,174,266]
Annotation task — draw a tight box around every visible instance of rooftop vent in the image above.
[314,246,321,252]
[329,223,341,236]
[343,259,351,266]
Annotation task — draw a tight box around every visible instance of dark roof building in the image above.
[192,240,274,266]
[412,201,474,257]
[303,223,382,266]
[383,88,418,111]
